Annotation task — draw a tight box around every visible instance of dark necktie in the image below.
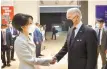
[98,29,101,45]
[69,27,76,46]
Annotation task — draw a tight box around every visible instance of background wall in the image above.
[88,1,107,28]
[13,0,40,23]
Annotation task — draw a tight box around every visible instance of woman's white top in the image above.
[15,33,52,69]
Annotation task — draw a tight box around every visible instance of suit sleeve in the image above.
[15,41,52,66]
[9,32,12,46]
[105,30,107,50]
[86,29,97,69]
[33,30,39,43]
[55,29,71,62]
[55,41,68,62]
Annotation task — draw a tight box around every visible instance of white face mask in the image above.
[28,24,35,34]
[95,23,100,28]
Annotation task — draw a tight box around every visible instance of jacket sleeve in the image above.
[15,41,52,66]
[105,30,107,50]
[9,31,12,46]
[33,30,39,43]
[86,29,97,69]
[54,28,71,62]
[55,41,68,62]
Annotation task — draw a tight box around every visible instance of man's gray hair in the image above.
[67,8,82,19]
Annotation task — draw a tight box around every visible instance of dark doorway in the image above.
[40,13,69,31]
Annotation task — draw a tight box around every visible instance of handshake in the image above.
[38,57,57,66]
[49,57,57,64]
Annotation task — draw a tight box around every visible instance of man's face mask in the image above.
[66,19,73,27]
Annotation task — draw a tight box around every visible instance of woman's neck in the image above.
[22,30,29,38]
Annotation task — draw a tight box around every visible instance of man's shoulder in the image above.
[84,25,96,33]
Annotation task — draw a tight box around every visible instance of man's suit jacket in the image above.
[7,28,19,45]
[7,27,19,36]
[33,28,43,44]
[1,29,12,48]
[15,33,52,69]
[55,24,98,69]
[95,28,107,51]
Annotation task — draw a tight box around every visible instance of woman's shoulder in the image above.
[15,36,27,47]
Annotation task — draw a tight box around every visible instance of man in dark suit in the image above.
[95,19,107,69]
[7,22,19,61]
[1,24,12,68]
[51,27,57,40]
[96,19,107,69]
[50,8,98,69]
[33,23,43,58]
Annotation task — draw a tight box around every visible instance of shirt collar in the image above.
[74,21,83,30]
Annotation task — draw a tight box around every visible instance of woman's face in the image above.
[21,18,33,33]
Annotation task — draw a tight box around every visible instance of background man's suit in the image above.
[55,24,98,69]
[33,28,43,57]
[1,29,12,65]
[95,28,107,66]
[7,27,19,60]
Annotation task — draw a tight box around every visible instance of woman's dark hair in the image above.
[12,13,33,31]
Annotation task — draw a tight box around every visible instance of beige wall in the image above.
[88,1,107,28]
[13,0,40,23]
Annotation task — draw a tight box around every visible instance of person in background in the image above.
[95,19,107,69]
[1,24,12,68]
[51,8,97,69]
[40,25,45,42]
[51,27,57,40]
[12,13,54,69]
[87,25,92,28]
[7,22,19,61]
[43,24,47,40]
[33,23,44,58]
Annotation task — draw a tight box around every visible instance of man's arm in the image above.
[54,28,72,62]
[33,30,39,44]
[105,30,107,53]
[55,41,68,62]
[86,29,98,69]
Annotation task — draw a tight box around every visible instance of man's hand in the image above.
[10,46,13,49]
[50,57,57,64]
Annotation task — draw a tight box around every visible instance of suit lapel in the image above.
[67,28,73,46]
[69,24,85,49]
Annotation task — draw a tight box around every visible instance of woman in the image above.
[12,13,53,69]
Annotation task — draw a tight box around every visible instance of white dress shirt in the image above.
[74,21,83,37]
[99,28,103,45]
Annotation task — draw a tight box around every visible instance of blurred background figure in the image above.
[51,26,58,40]
[7,21,19,61]
[1,24,12,68]
[95,18,107,69]
[43,24,47,40]
[40,25,45,41]
[87,25,92,28]
[33,23,44,58]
